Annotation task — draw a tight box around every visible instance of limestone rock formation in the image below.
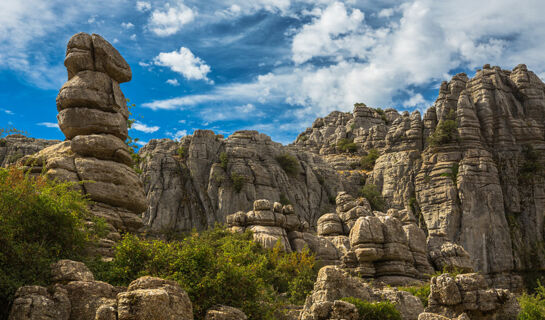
[0,134,59,167]
[204,305,248,320]
[8,260,194,320]
[138,130,354,234]
[294,64,545,289]
[19,32,146,256]
[422,273,519,319]
[300,265,424,320]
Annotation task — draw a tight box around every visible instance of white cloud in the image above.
[37,122,59,128]
[148,1,195,36]
[131,121,160,133]
[178,119,186,124]
[136,1,151,12]
[121,22,134,29]
[167,129,188,140]
[403,93,427,107]
[199,103,266,122]
[377,8,395,18]
[2,109,14,115]
[139,61,151,67]
[135,140,148,146]
[166,78,180,86]
[153,47,212,82]
[130,34,137,40]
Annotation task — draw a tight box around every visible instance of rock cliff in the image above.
[293,64,545,288]
[0,134,59,167]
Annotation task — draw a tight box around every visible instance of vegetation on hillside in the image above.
[361,183,386,211]
[91,226,317,319]
[361,149,380,170]
[337,138,358,153]
[0,167,98,320]
[275,153,300,176]
[340,297,401,320]
[518,281,545,319]
[398,284,430,307]
[427,110,459,147]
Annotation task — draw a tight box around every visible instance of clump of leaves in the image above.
[360,149,380,170]
[91,226,318,320]
[340,297,401,320]
[275,154,300,176]
[398,284,430,307]
[360,184,386,211]
[518,281,545,320]
[231,173,246,193]
[177,146,186,158]
[219,151,228,169]
[428,110,460,147]
[337,138,358,153]
[0,167,95,320]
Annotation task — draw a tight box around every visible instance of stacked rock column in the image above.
[56,33,146,254]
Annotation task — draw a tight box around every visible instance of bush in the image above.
[440,163,459,184]
[275,154,299,176]
[428,110,459,147]
[279,193,291,206]
[361,149,380,170]
[177,146,186,158]
[374,108,388,123]
[340,297,401,320]
[230,173,246,193]
[337,138,358,153]
[0,167,94,320]
[398,284,430,307]
[361,184,386,211]
[91,226,317,319]
[219,152,228,169]
[518,281,545,320]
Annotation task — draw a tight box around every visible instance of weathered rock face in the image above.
[294,64,545,288]
[204,305,248,320]
[19,32,145,256]
[423,273,519,319]
[0,134,59,167]
[300,265,424,320]
[139,130,354,234]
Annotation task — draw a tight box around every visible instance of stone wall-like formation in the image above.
[20,33,146,256]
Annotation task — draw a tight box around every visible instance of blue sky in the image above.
[1,0,545,145]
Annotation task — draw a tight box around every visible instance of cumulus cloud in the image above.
[131,121,160,133]
[121,22,134,29]
[166,78,180,86]
[148,1,195,36]
[136,1,151,12]
[153,47,212,82]
[167,129,188,140]
[37,122,59,128]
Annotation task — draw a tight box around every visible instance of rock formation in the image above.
[0,134,58,167]
[9,260,193,320]
[138,130,354,234]
[294,64,545,289]
[19,32,146,256]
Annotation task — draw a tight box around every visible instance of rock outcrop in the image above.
[204,305,248,320]
[0,134,59,167]
[139,130,354,234]
[294,64,545,289]
[19,32,146,256]
[8,260,193,320]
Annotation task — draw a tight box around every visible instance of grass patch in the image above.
[340,297,401,320]
[398,284,430,307]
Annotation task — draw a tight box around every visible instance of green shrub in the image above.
[0,167,94,320]
[230,173,246,193]
[361,149,380,170]
[337,138,358,153]
[177,146,186,158]
[275,154,299,176]
[279,193,291,206]
[440,163,459,184]
[361,184,386,211]
[91,226,317,319]
[297,135,308,142]
[374,108,388,123]
[398,284,430,307]
[340,297,401,320]
[219,152,228,169]
[518,281,545,320]
[428,110,459,147]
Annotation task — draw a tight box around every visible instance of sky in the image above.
[1,0,545,145]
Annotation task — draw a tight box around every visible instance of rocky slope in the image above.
[293,64,545,289]
[138,130,356,234]
[0,134,59,167]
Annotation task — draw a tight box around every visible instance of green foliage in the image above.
[177,146,186,158]
[297,135,308,142]
[279,193,292,206]
[428,110,459,147]
[340,297,401,320]
[518,281,545,320]
[230,173,246,193]
[219,152,228,169]
[91,226,317,319]
[440,163,459,184]
[125,100,143,173]
[275,154,300,176]
[0,167,93,320]
[519,144,543,182]
[337,138,358,153]
[398,284,430,307]
[360,184,386,211]
[374,108,388,123]
[360,149,380,170]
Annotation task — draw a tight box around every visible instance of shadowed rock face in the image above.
[19,32,145,256]
[293,64,545,288]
